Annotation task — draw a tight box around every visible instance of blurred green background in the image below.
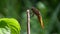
[0,0,60,34]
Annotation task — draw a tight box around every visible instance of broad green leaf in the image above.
[0,18,21,34]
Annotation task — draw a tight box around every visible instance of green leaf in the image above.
[0,18,21,34]
[36,2,48,15]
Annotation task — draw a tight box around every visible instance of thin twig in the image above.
[27,9,30,34]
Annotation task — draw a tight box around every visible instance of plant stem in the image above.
[27,9,30,34]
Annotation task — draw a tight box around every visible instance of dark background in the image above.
[0,0,60,34]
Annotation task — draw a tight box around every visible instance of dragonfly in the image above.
[31,7,44,29]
